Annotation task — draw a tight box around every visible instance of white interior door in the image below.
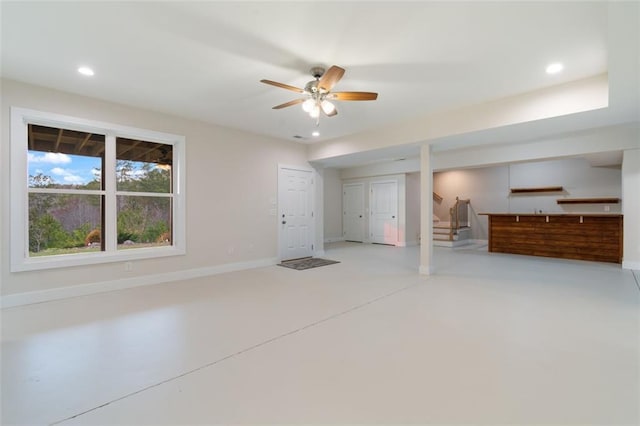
[343,183,364,242]
[370,180,398,245]
[278,166,314,261]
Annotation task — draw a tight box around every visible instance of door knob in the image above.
[392,216,395,218]
[359,215,362,218]
[282,220,287,224]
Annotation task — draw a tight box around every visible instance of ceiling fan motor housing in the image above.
[310,66,325,79]
[304,80,319,94]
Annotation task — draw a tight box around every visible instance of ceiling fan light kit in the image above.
[261,65,378,126]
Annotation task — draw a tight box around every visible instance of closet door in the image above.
[370,180,398,245]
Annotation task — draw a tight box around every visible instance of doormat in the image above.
[278,257,340,270]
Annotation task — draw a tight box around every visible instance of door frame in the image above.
[277,164,316,261]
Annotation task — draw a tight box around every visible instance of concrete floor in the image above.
[2,242,639,425]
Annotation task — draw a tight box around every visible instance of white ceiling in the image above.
[1,1,636,166]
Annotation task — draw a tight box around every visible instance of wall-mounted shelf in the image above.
[433,192,443,203]
[557,198,620,205]
[510,186,563,194]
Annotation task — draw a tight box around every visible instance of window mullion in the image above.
[104,134,117,252]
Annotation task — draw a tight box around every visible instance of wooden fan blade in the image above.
[330,91,378,101]
[318,65,345,92]
[272,98,305,109]
[260,79,305,93]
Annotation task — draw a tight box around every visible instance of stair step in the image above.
[433,228,472,241]
[433,229,455,235]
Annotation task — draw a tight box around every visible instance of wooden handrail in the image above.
[447,197,471,240]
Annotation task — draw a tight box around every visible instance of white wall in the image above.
[509,158,622,214]
[433,124,639,171]
[1,79,308,300]
[434,158,622,240]
[340,158,420,180]
[322,168,343,243]
[622,149,640,269]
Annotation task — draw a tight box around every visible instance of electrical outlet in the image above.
[124,261,132,272]
[604,205,610,212]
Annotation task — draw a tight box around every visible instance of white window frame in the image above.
[10,107,186,272]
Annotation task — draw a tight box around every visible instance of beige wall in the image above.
[322,168,343,242]
[434,166,509,240]
[1,79,308,298]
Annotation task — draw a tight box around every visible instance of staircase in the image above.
[433,223,472,247]
[433,197,473,247]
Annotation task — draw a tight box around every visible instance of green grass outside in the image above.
[29,241,171,257]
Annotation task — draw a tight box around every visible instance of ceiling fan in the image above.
[260,65,378,125]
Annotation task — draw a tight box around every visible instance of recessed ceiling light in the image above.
[546,63,564,74]
[312,131,320,137]
[78,66,95,76]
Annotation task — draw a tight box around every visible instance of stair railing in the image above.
[448,197,471,240]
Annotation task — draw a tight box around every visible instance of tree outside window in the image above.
[27,125,173,257]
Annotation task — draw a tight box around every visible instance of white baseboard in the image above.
[433,238,487,248]
[324,237,345,243]
[1,257,278,309]
[622,260,640,270]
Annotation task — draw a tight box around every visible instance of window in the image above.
[11,108,185,271]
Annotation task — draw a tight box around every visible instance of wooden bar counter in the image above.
[480,213,623,264]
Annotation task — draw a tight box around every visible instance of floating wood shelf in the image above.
[433,192,443,203]
[510,186,563,194]
[557,198,620,205]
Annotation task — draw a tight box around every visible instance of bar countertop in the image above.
[478,213,622,217]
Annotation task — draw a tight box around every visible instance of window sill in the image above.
[11,246,186,272]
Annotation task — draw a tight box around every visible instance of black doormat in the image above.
[278,257,340,270]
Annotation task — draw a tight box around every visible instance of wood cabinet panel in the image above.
[485,214,622,264]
